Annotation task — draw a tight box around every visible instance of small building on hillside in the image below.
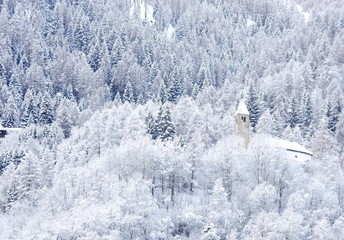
[273,138,312,162]
[0,126,21,138]
[235,100,312,161]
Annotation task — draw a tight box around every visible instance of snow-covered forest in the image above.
[0,0,344,238]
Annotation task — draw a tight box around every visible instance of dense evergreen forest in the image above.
[0,0,344,239]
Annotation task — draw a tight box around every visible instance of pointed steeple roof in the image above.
[235,99,249,116]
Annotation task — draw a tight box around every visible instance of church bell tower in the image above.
[235,99,250,147]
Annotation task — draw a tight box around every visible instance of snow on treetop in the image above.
[246,19,256,27]
[235,99,249,116]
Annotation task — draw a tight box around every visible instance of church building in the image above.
[235,99,250,148]
[235,100,312,161]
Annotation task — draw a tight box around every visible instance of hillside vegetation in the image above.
[0,0,343,239]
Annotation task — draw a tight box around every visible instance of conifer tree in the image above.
[113,92,122,106]
[167,74,182,103]
[73,15,92,54]
[301,94,313,138]
[123,80,134,103]
[256,110,273,135]
[136,94,145,105]
[5,164,19,211]
[327,101,341,133]
[192,83,200,100]
[56,98,80,138]
[246,85,261,132]
[313,119,340,164]
[39,92,54,125]
[145,113,158,140]
[271,113,284,138]
[16,151,40,200]
[198,64,211,90]
[65,83,77,102]
[2,95,18,128]
[156,105,175,141]
[109,73,118,100]
[0,61,5,83]
[159,81,168,104]
[20,90,38,127]
[110,34,127,68]
[8,72,23,107]
[88,39,102,72]
[335,112,344,150]
[288,96,300,129]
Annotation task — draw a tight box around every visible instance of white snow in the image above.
[235,99,249,116]
[273,138,312,156]
[0,127,22,131]
[272,138,312,162]
[253,135,312,163]
[283,1,310,22]
[166,25,175,40]
[140,1,154,23]
[246,19,256,27]
[295,4,310,22]
[129,1,135,16]
[130,0,155,23]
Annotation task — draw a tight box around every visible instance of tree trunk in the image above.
[170,173,175,204]
[190,160,195,192]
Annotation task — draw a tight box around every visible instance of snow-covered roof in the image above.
[273,138,313,156]
[235,99,249,116]
[0,127,21,131]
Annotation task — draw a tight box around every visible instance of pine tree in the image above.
[336,112,344,151]
[39,92,54,125]
[109,73,118,100]
[123,80,134,103]
[246,85,261,132]
[145,113,158,140]
[156,105,175,141]
[327,101,341,133]
[313,119,340,166]
[20,90,38,127]
[137,94,145,105]
[256,110,273,135]
[110,34,127,68]
[271,113,284,138]
[65,83,77,102]
[288,96,300,129]
[56,98,80,138]
[159,81,168,104]
[4,164,19,211]
[73,15,92,54]
[2,95,19,128]
[198,64,211,90]
[113,92,122,105]
[0,61,6,83]
[88,39,102,72]
[301,93,313,139]
[16,151,41,200]
[167,73,182,103]
[191,83,200,100]
[8,72,23,107]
